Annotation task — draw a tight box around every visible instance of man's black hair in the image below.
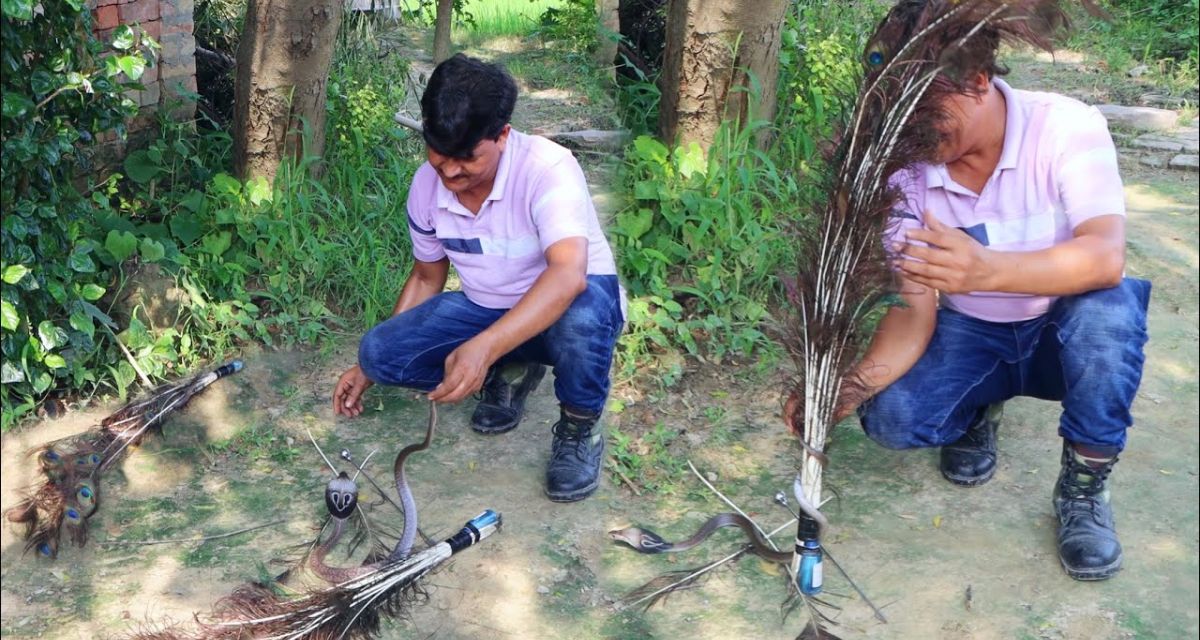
[420,54,518,159]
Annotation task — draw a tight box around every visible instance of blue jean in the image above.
[358,274,623,415]
[859,278,1151,455]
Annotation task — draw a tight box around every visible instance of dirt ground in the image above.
[2,34,1198,640]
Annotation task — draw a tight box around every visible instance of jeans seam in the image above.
[397,337,470,384]
[931,358,1004,444]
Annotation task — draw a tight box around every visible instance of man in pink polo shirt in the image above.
[826,4,1150,581]
[331,55,624,503]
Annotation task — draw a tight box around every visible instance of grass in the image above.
[456,0,564,42]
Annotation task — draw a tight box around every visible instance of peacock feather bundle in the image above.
[5,361,243,558]
[782,0,1082,631]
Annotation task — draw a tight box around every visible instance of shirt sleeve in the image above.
[529,156,592,253]
[406,169,446,263]
[1053,106,1126,227]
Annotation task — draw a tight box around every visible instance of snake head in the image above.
[324,472,358,520]
[609,526,669,554]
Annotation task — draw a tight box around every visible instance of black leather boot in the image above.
[470,363,546,435]
[940,403,1003,486]
[545,408,604,502]
[1054,441,1122,581]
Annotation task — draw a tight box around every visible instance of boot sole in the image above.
[940,464,996,487]
[1061,556,1122,581]
[545,477,600,503]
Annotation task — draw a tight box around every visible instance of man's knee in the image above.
[858,388,931,450]
[1053,277,1150,341]
[357,324,392,383]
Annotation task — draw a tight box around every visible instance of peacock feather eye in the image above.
[65,508,81,523]
[44,450,61,462]
[37,542,55,557]
[868,49,885,67]
[88,453,101,465]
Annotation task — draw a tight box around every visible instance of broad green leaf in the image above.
[37,321,69,351]
[67,251,96,273]
[2,265,29,284]
[169,212,204,244]
[139,238,165,262]
[211,173,241,196]
[43,354,67,370]
[78,300,117,329]
[620,208,654,240]
[201,231,232,256]
[180,189,205,212]
[675,142,707,179]
[32,372,52,394]
[80,283,106,301]
[115,55,147,81]
[124,150,161,184]
[1,92,35,119]
[1,0,33,20]
[246,177,273,206]
[69,310,95,338]
[632,135,669,165]
[30,70,55,97]
[0,300,18,331]
[0,361,24,384]
[633,181,658,200]
[111,25,135,51]
[105,230,138,261]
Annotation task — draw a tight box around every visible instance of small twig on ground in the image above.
[102,323,152,388]
[394,113,423,132]
[823,545,889,623]
[606,460,642,496]
[687,459,780,552]
[99,520,286,546]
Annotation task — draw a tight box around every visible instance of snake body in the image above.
[610,479,829,564]
[309,401,436,583]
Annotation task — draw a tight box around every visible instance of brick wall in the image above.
[89,0,196,153]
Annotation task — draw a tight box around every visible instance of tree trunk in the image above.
[594,0,620,76]
[658,0,787,151]
[432,0,454,64]
[232,0,343,182]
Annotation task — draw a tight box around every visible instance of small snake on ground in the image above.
[610,475,830,564]
[309,400,436,583]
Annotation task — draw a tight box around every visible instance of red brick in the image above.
[92,4,119,29]
[94,0,120,7]
[119,0,159,24]
[140,19,160,40]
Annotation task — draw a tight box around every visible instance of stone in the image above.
[137,81,160,107]
[546,129,630,153]
[1139,156,1167,169]
[1127,64,1150,78]
[1130,135,1184,152]
[1168,154,1199,171]
[160,32,196,63]
[1095,104,1178,133]
[140,18,160,40]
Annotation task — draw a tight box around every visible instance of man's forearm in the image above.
[986,234,1124,296]
[851,301,936,403]
[474,264,587,361]
[392,264,449,316]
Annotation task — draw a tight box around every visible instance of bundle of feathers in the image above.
[5,361,243,558]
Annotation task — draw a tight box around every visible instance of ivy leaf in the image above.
[124,150,161,184]
[105,230,138,262]
[1,0,34,20]
[115,55,146,81]
[80,283,106,301]
[1,92,35,119]
[139,238,166,262]
[32,371,52,394]
[37,320,69,351]
[30,69,56,97]
[110,25,135,51]
[70,310,95,338]
[2,264,30,284]
[0,361,24,384]
[0,300,19,331]
[67,251,96,273]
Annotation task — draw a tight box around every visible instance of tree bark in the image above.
[432,0,454,64]
[232,0,343,182]
[657,0,788,151]
[594,0,620,76]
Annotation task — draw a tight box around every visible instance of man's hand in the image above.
[898,211,998,294]
[333,365,374,418]
[428,337,496,404]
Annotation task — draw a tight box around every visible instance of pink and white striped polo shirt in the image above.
[406,129,620,310]
[889,78,1126,323]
